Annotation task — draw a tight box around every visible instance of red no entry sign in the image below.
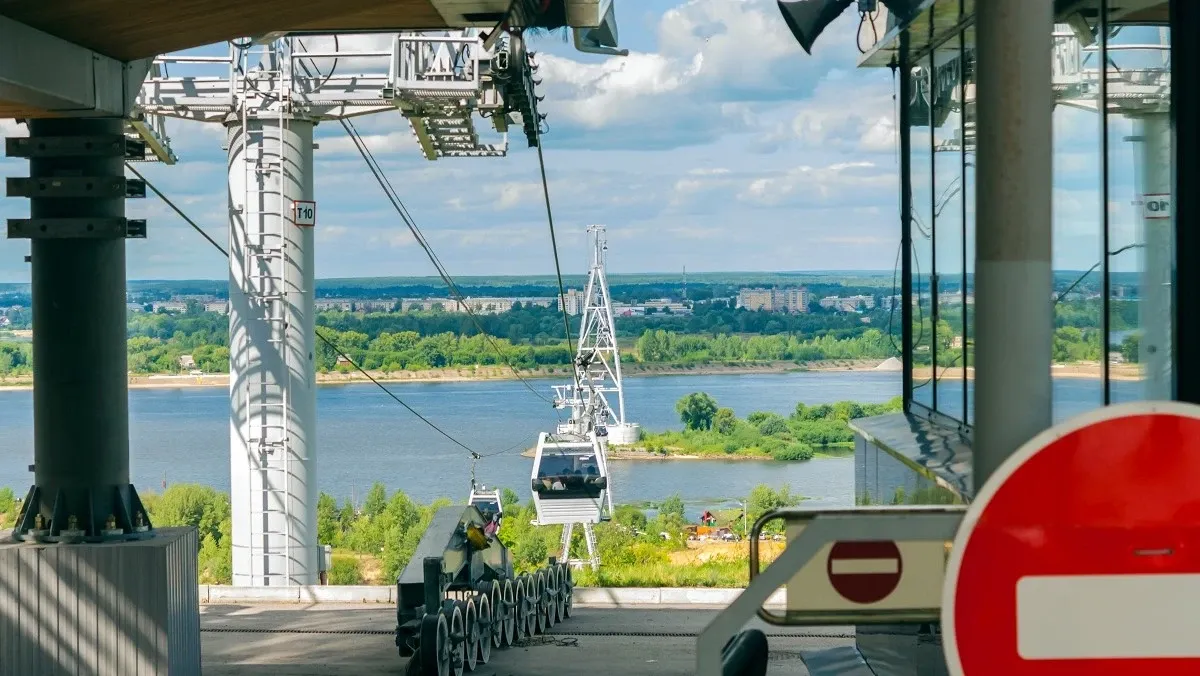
[827,540,902,604]
[943,402,1200,676]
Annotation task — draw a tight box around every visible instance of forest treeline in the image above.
[0,298,1141,378]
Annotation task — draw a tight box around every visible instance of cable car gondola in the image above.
[468,484,504,537]
[530,430,612,526]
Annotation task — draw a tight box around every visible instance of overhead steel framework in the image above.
[130,30,546,586]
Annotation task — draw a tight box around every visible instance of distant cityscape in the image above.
[119,286,941,319]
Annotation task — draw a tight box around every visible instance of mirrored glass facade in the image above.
[902,0,1174,428]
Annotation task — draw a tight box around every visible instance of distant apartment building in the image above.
[735,287,809,313]
[633,299,692,316]
[316,298,398,312]
[557,288,585,316]
[819,295,876,313]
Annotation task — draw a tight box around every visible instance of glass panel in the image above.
[962,27,976,425]
[1050,2,1104,418]
[932,33,965,421]
[1105,15,1172,403]
[909,54,935,410]
[930,0,962,36]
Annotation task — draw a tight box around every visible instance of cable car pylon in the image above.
[530,224,636,571]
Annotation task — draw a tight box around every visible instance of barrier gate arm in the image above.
[695,506,966,676]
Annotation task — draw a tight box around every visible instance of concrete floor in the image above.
[200,604,856,675]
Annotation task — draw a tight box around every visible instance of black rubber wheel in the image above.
[514,577,530,642]
[561,564,574,619]
[476,593,493,665]
[449,605,465,676]
[485,580,502,649]
[524,574,539,637]
[502,578,517,646]
[545,566,560,627]
[464,598,479,672]
[419,612,450,676]
[534,569,548,634]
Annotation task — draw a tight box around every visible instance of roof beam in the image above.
[0,16,148,118]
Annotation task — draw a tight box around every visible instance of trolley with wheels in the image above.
[395,504,576,675]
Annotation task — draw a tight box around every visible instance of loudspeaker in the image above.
[777,0,922,54]
[777,0,854,54]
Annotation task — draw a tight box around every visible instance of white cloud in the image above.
[737,161,895,207]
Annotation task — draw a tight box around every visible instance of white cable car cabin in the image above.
[530,431,611,525]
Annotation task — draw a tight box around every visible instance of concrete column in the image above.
[227,115,318,585]
[1137,113,1173,400]
[973,0,1054,492]
[11,117,152,540]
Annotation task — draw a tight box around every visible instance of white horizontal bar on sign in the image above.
[1017,574,1200,660]
[829,559,900,575]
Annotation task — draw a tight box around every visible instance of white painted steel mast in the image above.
[136,32,543,585]
[573,224,639,443]
[538,224,639,571]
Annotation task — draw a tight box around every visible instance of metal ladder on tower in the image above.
[239,40,294,586]
[559,522,601,572]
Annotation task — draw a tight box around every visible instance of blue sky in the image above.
[0,1,1154,282]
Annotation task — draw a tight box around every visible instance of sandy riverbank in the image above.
[910,362,1141,382]
[0,359,882,392]
[0,358,1135,392]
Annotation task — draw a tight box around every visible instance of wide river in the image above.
[0,371,1133,513]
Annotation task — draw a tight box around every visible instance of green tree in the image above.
[713,407,737,435]
[676,392,718,431]
[147,484,229,544]
[363,482,388,518]
[317,492,340,546]
[613,504,648,532]
[501,488,520,506]
[1121,333,1139,363]
[658,493,686,522]
[747,484,802,526]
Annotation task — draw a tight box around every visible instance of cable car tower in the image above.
[570,224,639,443]
[531,224,637,570]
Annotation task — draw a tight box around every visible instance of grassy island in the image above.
[615,393,902,461]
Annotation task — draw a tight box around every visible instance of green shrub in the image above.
[757,416,789,436]
[329,554,364,585]
[771,442,815,461]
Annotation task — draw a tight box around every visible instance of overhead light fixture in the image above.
[777,0,922,54]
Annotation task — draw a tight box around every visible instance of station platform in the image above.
[200,604,855,675]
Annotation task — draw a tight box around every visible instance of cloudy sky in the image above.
[0,0,1151,282]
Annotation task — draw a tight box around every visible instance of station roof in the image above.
[0,0,574,119]
[858,0,1170,68]
[0,0,561,61]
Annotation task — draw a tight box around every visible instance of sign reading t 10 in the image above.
[293,200,317,227]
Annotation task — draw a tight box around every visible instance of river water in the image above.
[0,371,1137,512]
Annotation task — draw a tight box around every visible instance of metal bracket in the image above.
[8,218,147,239]
[695,505,966,676]
[5,135,145,159]
[6,176,145,199]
